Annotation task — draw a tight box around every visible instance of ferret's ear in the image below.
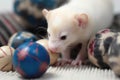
[74,14,88,28]
[42,9,49,18]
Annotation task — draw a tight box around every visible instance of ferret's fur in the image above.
[42,0,113,65]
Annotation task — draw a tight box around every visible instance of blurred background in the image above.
[0,0,119,14]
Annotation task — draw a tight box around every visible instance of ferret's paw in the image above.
[71,60,82,66]
[55,59,72,66]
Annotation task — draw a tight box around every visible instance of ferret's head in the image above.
[42,9,88,53]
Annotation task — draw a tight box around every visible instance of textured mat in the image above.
[0,66,119,80]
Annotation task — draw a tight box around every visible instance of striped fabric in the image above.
[0,13,26,45]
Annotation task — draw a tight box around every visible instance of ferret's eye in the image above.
[60,35,67,40]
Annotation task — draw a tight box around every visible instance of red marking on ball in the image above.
[28,42,34,46]
[35,48,39,54]
[28,55,40,62]
[18,49,28,60]
[40,62,48,72]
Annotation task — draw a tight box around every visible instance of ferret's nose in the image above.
[49,47,58,53]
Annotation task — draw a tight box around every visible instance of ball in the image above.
[13,42,50,78]
[8,31,37,49]
[36,39,59,65]
[88,29,116,69]
[108,33,120,76]
[13,0,56,27]
[0,46,15,71]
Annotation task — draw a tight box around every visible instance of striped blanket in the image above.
[0,13,25,45]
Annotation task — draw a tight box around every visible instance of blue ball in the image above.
[13,0,56,27]
[8,31,37,49]
[13,42,50,78]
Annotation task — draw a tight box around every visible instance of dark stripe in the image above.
[0,25,9,39]
[0,47,7,56]
[103,37,113,54]
[1,62,9,71]
[0,17,12,36]
[3,14,18,31]
[10,13,25,28]
[1,15,16,33]
[94,39,110,69]
[4,13,23,31]
[0,34,6,45]
[109,34,120,57]
[0,41,2,47]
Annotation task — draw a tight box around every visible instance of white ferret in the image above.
[42,0,113,65]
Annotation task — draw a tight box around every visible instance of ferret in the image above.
[42,0,113,65]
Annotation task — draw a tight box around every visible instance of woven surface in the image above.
[0,66,119,80]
